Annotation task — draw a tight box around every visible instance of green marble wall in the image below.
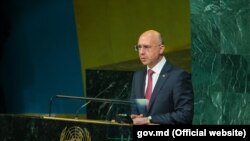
[191,0,250,124]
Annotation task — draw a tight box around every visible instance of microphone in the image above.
[75,82,116,118]
[118,83,129,98]
[105,82,129,121]
[99,83,129,114]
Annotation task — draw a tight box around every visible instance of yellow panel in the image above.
[73,0,191,88]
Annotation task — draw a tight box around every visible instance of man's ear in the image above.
[159,45,165,54]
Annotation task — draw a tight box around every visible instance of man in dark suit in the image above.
[130,30,193,124]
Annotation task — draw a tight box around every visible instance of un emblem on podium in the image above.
[60,126,91,141]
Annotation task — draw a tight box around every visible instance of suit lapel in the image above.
[148,62,172,112]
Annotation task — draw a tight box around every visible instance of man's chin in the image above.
[141,61,148,66]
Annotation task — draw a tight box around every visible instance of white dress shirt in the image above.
[145,56,166,94]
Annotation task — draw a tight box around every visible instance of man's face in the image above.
[137,34,164,68]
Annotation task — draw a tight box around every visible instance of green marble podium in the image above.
[0,114,132,141]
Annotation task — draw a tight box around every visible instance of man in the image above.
[130,30,193,124]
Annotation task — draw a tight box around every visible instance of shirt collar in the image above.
[147,56,166,74]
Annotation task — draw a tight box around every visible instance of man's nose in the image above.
[139,48,146,55]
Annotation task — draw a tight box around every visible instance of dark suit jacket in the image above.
[131,61,194,124]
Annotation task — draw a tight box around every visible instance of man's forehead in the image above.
[138,34,157,44]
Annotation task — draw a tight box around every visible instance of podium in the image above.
[0,114,132,141]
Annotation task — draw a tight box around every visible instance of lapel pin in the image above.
[162,74,167,77]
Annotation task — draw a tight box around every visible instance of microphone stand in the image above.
[48,94,134,117]
[105,83,129,121]
[49,82,115,117]
[75,82,115,118]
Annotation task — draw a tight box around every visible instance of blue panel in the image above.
[1,0,85,114]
